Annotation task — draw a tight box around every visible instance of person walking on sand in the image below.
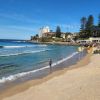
[49,59,52,73]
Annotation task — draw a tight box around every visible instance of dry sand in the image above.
[1,54,100,100]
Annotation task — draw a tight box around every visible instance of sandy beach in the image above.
[1,53,100,100]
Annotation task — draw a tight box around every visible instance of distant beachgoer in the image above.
[49,59,52,72]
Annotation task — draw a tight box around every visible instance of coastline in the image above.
[0,52,91,100]
[28,41,80,46]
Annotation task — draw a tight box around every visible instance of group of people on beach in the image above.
[83,43,100,54]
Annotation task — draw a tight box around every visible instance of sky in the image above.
[0,0,100,39]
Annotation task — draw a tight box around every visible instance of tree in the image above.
[85,15,94,37]
[86,15,94,30]
[79,17,87,38]
[56,26,61,38]
[79,15,94,38]
[98,14,100,27]
[80,17,87,31]
[36,34,39,38]
[79,14,100,38]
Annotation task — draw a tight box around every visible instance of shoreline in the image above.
[28,41,80,46]
[0,51,82,87]
[0,52,91,100]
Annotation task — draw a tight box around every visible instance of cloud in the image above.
[49,23,80,32]
[0,13,39,24]
[0,25,39,39]
[61,24,80,32]
[0,25,38,32]
[61,24,80,29]
[7,25,36,31]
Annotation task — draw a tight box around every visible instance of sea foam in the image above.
[0,52,78,84]
[0,49,50,57]
[3,45,47,49]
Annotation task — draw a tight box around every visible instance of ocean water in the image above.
[0,40,83,86]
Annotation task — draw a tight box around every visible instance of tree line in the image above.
[79,14,100,38]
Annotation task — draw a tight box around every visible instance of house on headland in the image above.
[39,26,50,38]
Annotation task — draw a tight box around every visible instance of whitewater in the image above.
[0,40,84,88]
[0,52,78,84]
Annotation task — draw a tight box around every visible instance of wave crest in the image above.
[0,52,78,84]
[0,49,50,57]
[3,45,47,49]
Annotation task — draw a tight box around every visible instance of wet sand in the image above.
[1,53,100,100]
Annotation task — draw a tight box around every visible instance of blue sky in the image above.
[0,0,100,39]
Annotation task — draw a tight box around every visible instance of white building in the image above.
[89,37,100,43]
[39,26,50,38]
[61,33,66,39]
[77,37,100,44]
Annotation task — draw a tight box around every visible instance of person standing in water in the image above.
[49,59,52,73]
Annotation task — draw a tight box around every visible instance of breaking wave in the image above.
[0,52,78,84]
[1,45,47,49]
[0,49,50,57]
